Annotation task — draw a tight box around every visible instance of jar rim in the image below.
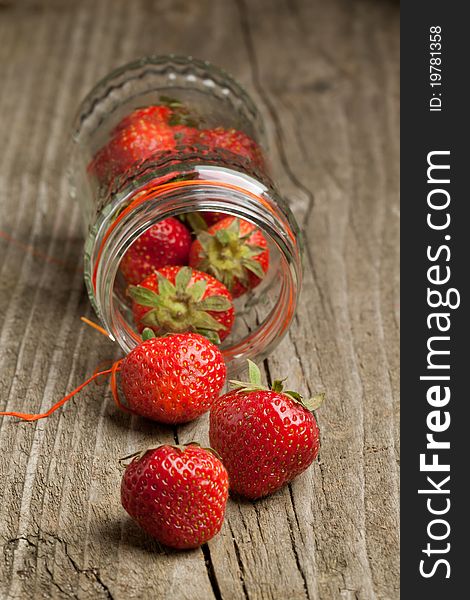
[85,169,303,373]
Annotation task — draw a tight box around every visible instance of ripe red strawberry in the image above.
[88,119,176,186]
[120,332,226,423]
[195,127,265,169]
[129,266,234,344]
[189,216,269,298]
[119,218,192,285]
[121,444,229,549]
[209,360,322,499]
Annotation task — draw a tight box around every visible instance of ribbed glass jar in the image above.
[69,55,303,372]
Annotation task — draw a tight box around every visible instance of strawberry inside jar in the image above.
[71,56,302,373]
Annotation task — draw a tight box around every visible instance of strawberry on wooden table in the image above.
[209,360,322,499]
[189,216,269,298]
[121,444,229,549]
[119,218,192,285]
[129,266,234,344]
[120,331,226,423]
[0,329,227,425]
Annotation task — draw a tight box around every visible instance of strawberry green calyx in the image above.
[230,360,325,412]
[195,219,266,291]
[229,359,264,390]
[128,267,232,345]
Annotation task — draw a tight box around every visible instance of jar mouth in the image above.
[85,168,302,373]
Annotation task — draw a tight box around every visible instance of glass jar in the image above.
[69,55,303,373]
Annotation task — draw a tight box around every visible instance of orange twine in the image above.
[92,360,115,385]
[0,317,134,423]
[80,316,110,339]
[0,365,121,422]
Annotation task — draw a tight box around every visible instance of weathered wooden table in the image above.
[0,1,399,598]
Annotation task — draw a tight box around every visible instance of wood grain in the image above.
[0,1,399,598]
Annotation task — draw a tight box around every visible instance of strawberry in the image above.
[121,444,229,549]
[195,127,265,169]
[88,97,200,187]
[88,119,176,187]
[209,360,322,499]
[119,218,192,285]
[129,266,234,344]
[189,216,269,298]
[120,332,226,423]
[0,330,226,425]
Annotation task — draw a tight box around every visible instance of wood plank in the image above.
[0,0,399,598]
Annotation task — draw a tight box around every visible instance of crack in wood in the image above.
[228,521,250,600]
[201,543,223,600]
[262,358,273,387]
[4,533,114,600]
[286,485,310,600]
